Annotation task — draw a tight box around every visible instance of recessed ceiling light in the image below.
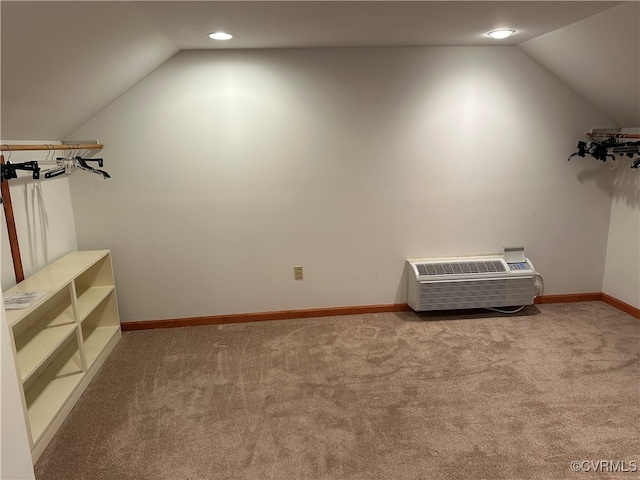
[208,32,233,41]
[487,29,516,40]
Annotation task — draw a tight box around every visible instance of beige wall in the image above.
[603,128,640,309]
[68,47,615,322]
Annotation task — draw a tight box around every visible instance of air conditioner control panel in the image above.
[508,262,531,271]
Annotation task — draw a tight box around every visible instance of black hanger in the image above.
[44,166,67,178]
[567,141,589,161]
[568,138,640,167]
[43,157,70,178]
[611,141,640,159]
[1,161,40,182]
[590,138,616,162]
[74,156,110,179]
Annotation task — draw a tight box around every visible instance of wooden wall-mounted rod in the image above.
[1,154,25,283]
[0,143,103,152]
[587,133,640,139]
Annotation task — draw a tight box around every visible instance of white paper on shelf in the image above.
[3,291,49,310]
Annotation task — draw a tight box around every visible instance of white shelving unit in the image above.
[3,250,121,463]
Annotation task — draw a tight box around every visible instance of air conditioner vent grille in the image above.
[417,277,533,310]
[416,260,505,277]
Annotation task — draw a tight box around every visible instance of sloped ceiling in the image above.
[0,1,179,140]
[1,1,636,141]
[520,1,640,127]
[135,0,619,48]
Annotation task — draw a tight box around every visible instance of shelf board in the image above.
[15,315,77,385]
[25,346,84,445]
[10,294,74,332]
[28,250,110,289]
[83,325,120,368]
[76,286,114,321]
[4,292,56,328]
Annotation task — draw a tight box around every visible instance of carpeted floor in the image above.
[35,302,639,480]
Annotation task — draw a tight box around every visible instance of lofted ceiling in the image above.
[135,1,621,48]
[1,1,637,140]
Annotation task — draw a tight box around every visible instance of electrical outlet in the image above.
[294,265,303,280]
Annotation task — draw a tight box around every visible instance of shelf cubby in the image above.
[11,287,76,386]
[24,336,84,446]
[74,254,114,290]
[74,254,115,322]
[81,291,120,368]
[76,285,114,322]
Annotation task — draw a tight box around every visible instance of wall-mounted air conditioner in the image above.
[406,247,538,312]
